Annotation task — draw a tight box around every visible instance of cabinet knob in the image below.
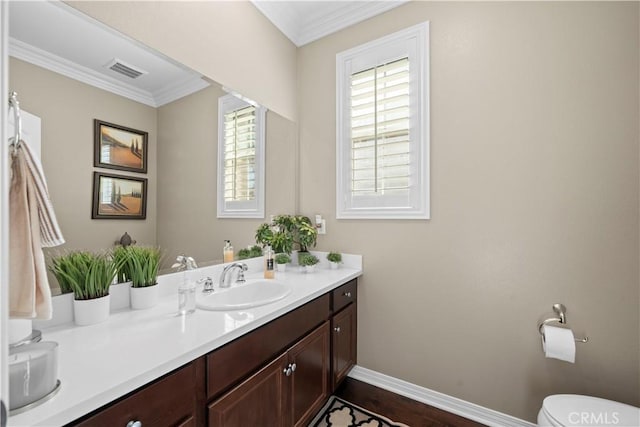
[290,363,296,372]
[283,365,292,376]
[334,326,341,333]
[127,421,142,427]
[343,291,352,298]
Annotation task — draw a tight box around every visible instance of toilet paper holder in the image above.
[538,303,589,343]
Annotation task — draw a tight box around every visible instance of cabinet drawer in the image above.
[207,294,330,399]
[72,361,198,427]
[331,280,357,313]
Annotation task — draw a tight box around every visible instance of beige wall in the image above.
[298,1,639,422]
[67,1,298,122]
[9,58,157,277]
[157,85,297,268]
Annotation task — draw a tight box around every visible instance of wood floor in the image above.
[335,378,487,427]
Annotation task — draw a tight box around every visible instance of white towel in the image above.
[18,140,64,247]
[9,138,63,319]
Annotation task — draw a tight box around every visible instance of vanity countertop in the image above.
[9,255,362,427]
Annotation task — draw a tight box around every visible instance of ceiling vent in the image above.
[105,58,147,79]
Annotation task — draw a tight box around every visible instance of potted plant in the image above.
[121,246,162,310]
[49,251,120,326]
[238,245,263,260]
[299,253,319,273]
[255,219,293,255]
[255,215,318,264]
[274,253,290,272]
[327,252,342,269]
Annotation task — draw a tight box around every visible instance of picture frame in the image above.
[92,172,147,219]
[94,119,148,173]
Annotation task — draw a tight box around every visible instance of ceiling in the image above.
[8,1,408,107]
[251,1,409,47]
[8,1,209,108]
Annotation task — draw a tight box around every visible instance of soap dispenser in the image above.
[223,240,234,263]
[264,245,275,279]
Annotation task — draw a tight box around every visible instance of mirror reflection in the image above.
[8,1,298,294]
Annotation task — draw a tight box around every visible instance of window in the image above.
[336,22,430,219]
[217,93,266,218]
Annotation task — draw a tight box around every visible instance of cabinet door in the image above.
[208,353,288,427]
[288,322,330,427]
[332,303,356,390]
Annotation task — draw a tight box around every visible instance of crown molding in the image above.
[252,1,409,47]
[9,38,209,108]
[298,1,409,46]
[9,38,157,107]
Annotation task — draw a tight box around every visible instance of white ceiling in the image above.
[251,1,409,47]
[8,1,408,107]
[8,1,209,108]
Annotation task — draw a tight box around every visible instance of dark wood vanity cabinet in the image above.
[208,322,329,427]
[71,358,204,427]
[331,302,357,389]
[69,279,357,427]
[330,280,357,390]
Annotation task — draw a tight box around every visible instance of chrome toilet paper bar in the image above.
[538,303,589,343]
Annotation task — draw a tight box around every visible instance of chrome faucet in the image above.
[171,255,198,271]
[219,262,248,288]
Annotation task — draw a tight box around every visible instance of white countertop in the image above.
[9,254,362,427]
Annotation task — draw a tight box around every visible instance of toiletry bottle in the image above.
[223,240,234,263]
[264,245,275,279]
[178,271,196,315]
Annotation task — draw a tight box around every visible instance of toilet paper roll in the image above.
[542,325,576,363]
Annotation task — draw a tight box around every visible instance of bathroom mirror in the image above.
[8,1,298,294]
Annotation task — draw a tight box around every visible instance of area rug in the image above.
[309,396,410,427]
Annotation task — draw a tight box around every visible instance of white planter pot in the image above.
[305,265,316,273]
[329,262,340,270]
[276,263,287,273]
[73,295,110,326]
[130,284,159,310]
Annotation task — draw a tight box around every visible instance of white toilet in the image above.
[538,394,640,427]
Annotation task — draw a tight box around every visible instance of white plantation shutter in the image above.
[217,94,265,218]
[337,22,430,219]
[223,105,256,202]
[351,58,410,197]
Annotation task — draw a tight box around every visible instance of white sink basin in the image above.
[196,279,291,311]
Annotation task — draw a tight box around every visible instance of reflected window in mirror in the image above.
[217,94,266,218]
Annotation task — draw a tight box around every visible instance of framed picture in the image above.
[94,119,148,173]
[92,172,147,219]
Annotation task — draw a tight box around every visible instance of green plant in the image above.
[237,248,251,260]
[113,246,130,284]
[237,246,263,260]
[275,253,291,265]
[249,245,263,258]
[255,215,317,254]
[292,216,317,252]
[327,252,342,263]
[49,251,121,300]
[299,253,319,266]
[121,246,161,288]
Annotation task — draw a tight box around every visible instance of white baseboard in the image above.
[347,365,536,427]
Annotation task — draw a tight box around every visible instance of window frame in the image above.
[336,22,430,220]
[217,93,266,219]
